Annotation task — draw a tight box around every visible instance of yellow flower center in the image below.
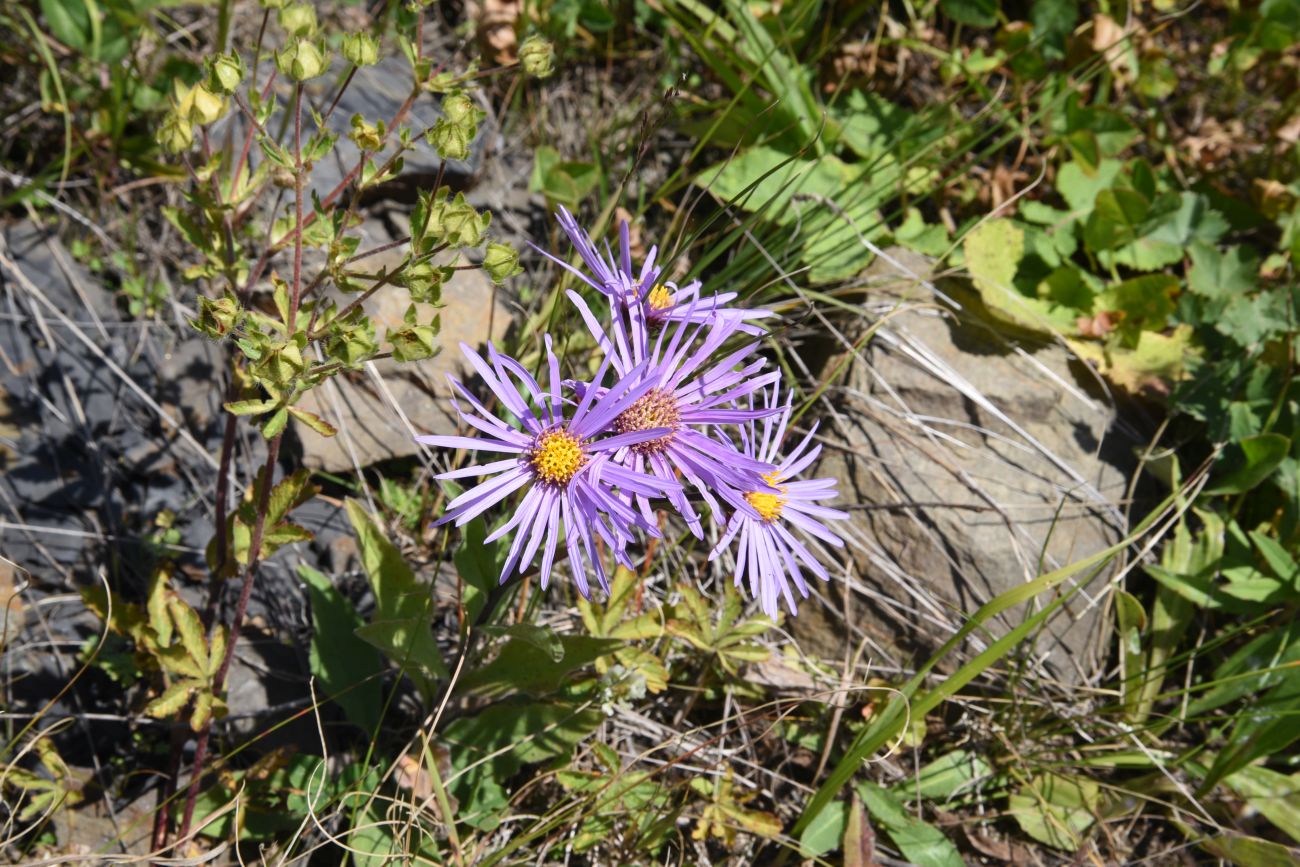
[530,428,586,485]
[613,388,681,455]
[646,284,674,311]
[745,471,787,522]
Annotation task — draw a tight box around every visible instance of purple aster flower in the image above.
[567,291,781,538]
[534,206,771,334]
[416,340,681,597]
[710,390,848,618]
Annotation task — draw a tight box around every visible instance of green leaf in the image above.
[894,749,993,802]
[1205,434,1291,495]
[480,623,564,662]
[965,218,1074,332]
[145,679,196,719]
[1084,188,1149,251]
[529,145,599,208]
[297,565,383,731]
[858,781,964,866]
[1056,159,1124,215]
[223,399,278,416]
[39,0,90,53]
[443,700,603,829]
[458,634,622,698]
[1007,773,1100,851]
[452,515,502,624]
[1098,273,1177,328]
[1116,589,1147,715]
[1196,829,1300,866]
[345,499,448,694]
[799,799,848,858]
[1188,242,1258,301]
[288,406,338,438]
[940,0,997,27]
[1224,766,1300,845]
[1252,530,1300,591]
[168,597,209,673]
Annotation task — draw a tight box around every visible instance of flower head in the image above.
[536,207,772,334]
[568,292,781,537]
[417,340,680,596]
[710,389,848,618]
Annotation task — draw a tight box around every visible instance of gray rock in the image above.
[291,213,513,472]
[807,248,1132,684]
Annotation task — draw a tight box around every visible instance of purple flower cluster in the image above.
[417,209,847,618]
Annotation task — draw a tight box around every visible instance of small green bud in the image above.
[157,112,195,154]
[519,36,555,79]
[277,2,317,37]
[192,292,244,338]
[402,262,452,304]
[341,31,380,67]
[276,39,329,81]
[483,242,523,284]
[441,92,481,126]
[349,114,384,151]
[206,52,244,95]
[388,305,440,363]
[177,82,227,125]
[428,118,473,161]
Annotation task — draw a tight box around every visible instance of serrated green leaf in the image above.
[156,643,206,680]
[146,679,197,718]
[168,597,209,672]
[224,399,278,416]
[288,405,338,437]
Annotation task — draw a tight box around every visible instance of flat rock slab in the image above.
[292,212,512,472]
[807,248,1133,684]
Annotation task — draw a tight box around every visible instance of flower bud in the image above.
[206,51,244,95]
[177,82,227,125]
[349,114,383,152]
[483,242,522,284]
[427,117,473,161]
[341,31,380,67]
[276,39,329,81]
[519,35,555,79]
[441,92,480,126]
[277,2,317,37]
[157,111,195,154]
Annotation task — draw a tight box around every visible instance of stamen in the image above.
[646,284,674,311]
[745,471,787,522]
[530,428,586,485]
[613,387,681,455]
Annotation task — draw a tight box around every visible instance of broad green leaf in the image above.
[481,622,564,662]
[798,799,848,858]
[453,515,502,624]
[457,634,621,698]
[1203,661,1300,791]
[1084,188,1149,251]
[940,0,997,27]
[345,499,447,693]
[1188,242,1258,300]
[297,564,383,731]
[965,219,1073,332]
[1251,530,1300,590]
[1056,159,1124,215]
[39,0,90,53]
[1008,773,1100,851]
[1225,766,1300,845]
[1197,829,1300,866]
[893,749,993,802]
[288,406,338,437]
[1098,273,1177,328]
[1205,434,1291,495]
[858,781,964,867]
